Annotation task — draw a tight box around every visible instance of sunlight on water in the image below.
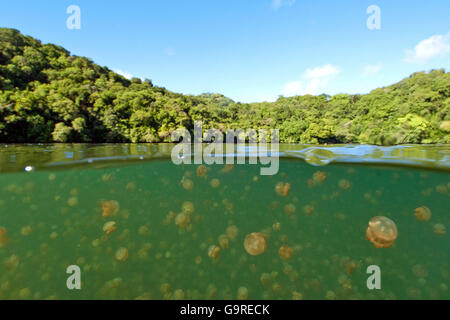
[0,144,448,300]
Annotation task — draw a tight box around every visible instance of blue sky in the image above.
[1,0,449,102]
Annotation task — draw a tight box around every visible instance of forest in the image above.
[0,28,449,145]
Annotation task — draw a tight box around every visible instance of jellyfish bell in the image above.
[101,200,120,217]
[208,245,220,259]
[414,206,431,222]
[103,221,117,235]
[366,216,398,249]
[275,182,290,196]
[244,233,267,256]
[433,223,446,235]
[115,247,129,262]
[278,245,293,260]
[226,225,238,240]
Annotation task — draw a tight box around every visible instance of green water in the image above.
[0,144,449,300]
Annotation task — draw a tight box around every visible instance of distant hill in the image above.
[0,28,449,144]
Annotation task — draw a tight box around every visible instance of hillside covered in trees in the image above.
[0,28,449,145]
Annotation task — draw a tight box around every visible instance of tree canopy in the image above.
[1,28,449,145]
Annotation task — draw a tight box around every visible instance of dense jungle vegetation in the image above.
[1,28,449,144]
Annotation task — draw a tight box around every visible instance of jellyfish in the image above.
[275,182,290,196]
[433,223,446,235]
[181,178,194,191]
[226,225,239,240]
[218,234,229,249]
[260,273,271,287]
[435,184,447,194]
[292,291,303,300]
[313,171,327,184]
[414,206,431,222]
[19,288,31,299]
[196,165,208,177]
[303,205,315,215]
[181,201,194,215]
[103,221,117,235]
[4,254,19,270]
[173,289,185,300]
[244,233,266,256]
[0,227,9,247]
[272,222,281,232]
[278,245,293,260]
[208,245,220,259]
[237,287,249,300]
[326,291,337,300]
[175,212,190,228]
[412,264,428,278]
[366,216,398,248]
[338,179,351,190]
[115,247,129,262]
[138,225,149,236]
[220,164,234,174]
[284,204,296,216]
[67,197,78,207]
[101,200,120,217]
[210,178,220,189]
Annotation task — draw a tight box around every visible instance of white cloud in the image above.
[113,69,133,79]
[304,64,340,79]
[405,32,450,63]
[282,64,341,96]
[272,0,296,10]
[362,63,383,76]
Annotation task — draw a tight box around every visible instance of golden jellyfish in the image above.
[103,221,117,235]
[226,225,239,240]
[275,182,290,196]
[20,226,33,236]
[115,247,129,262]
[218,234,229,249]
[181,178,194,191]
[244,233,267,256]
[284,204,296,216]
[278,245,293,260]
[210,178,220,188]
[433,223,446,235]
[181,201,194,215]
[173,289,185,300]
[237,287,249,300]
[208,245,221,259]
[313,171,327,184]
[67,197,78,207]
[292,291,303,300]
[260,273,271,287]
[196,165,208,177]
[272,222,281,232]
[338,179,351,190]
[0,227,9,248]
[220,164,234,174]
[303,204,315,215]
[4,254,19,270]
[138,225,149,236]
[414,206,431,222]
[175,212,190,228]
[412,264,428,278]
[366,216,398,249]
[101,200,120,217]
